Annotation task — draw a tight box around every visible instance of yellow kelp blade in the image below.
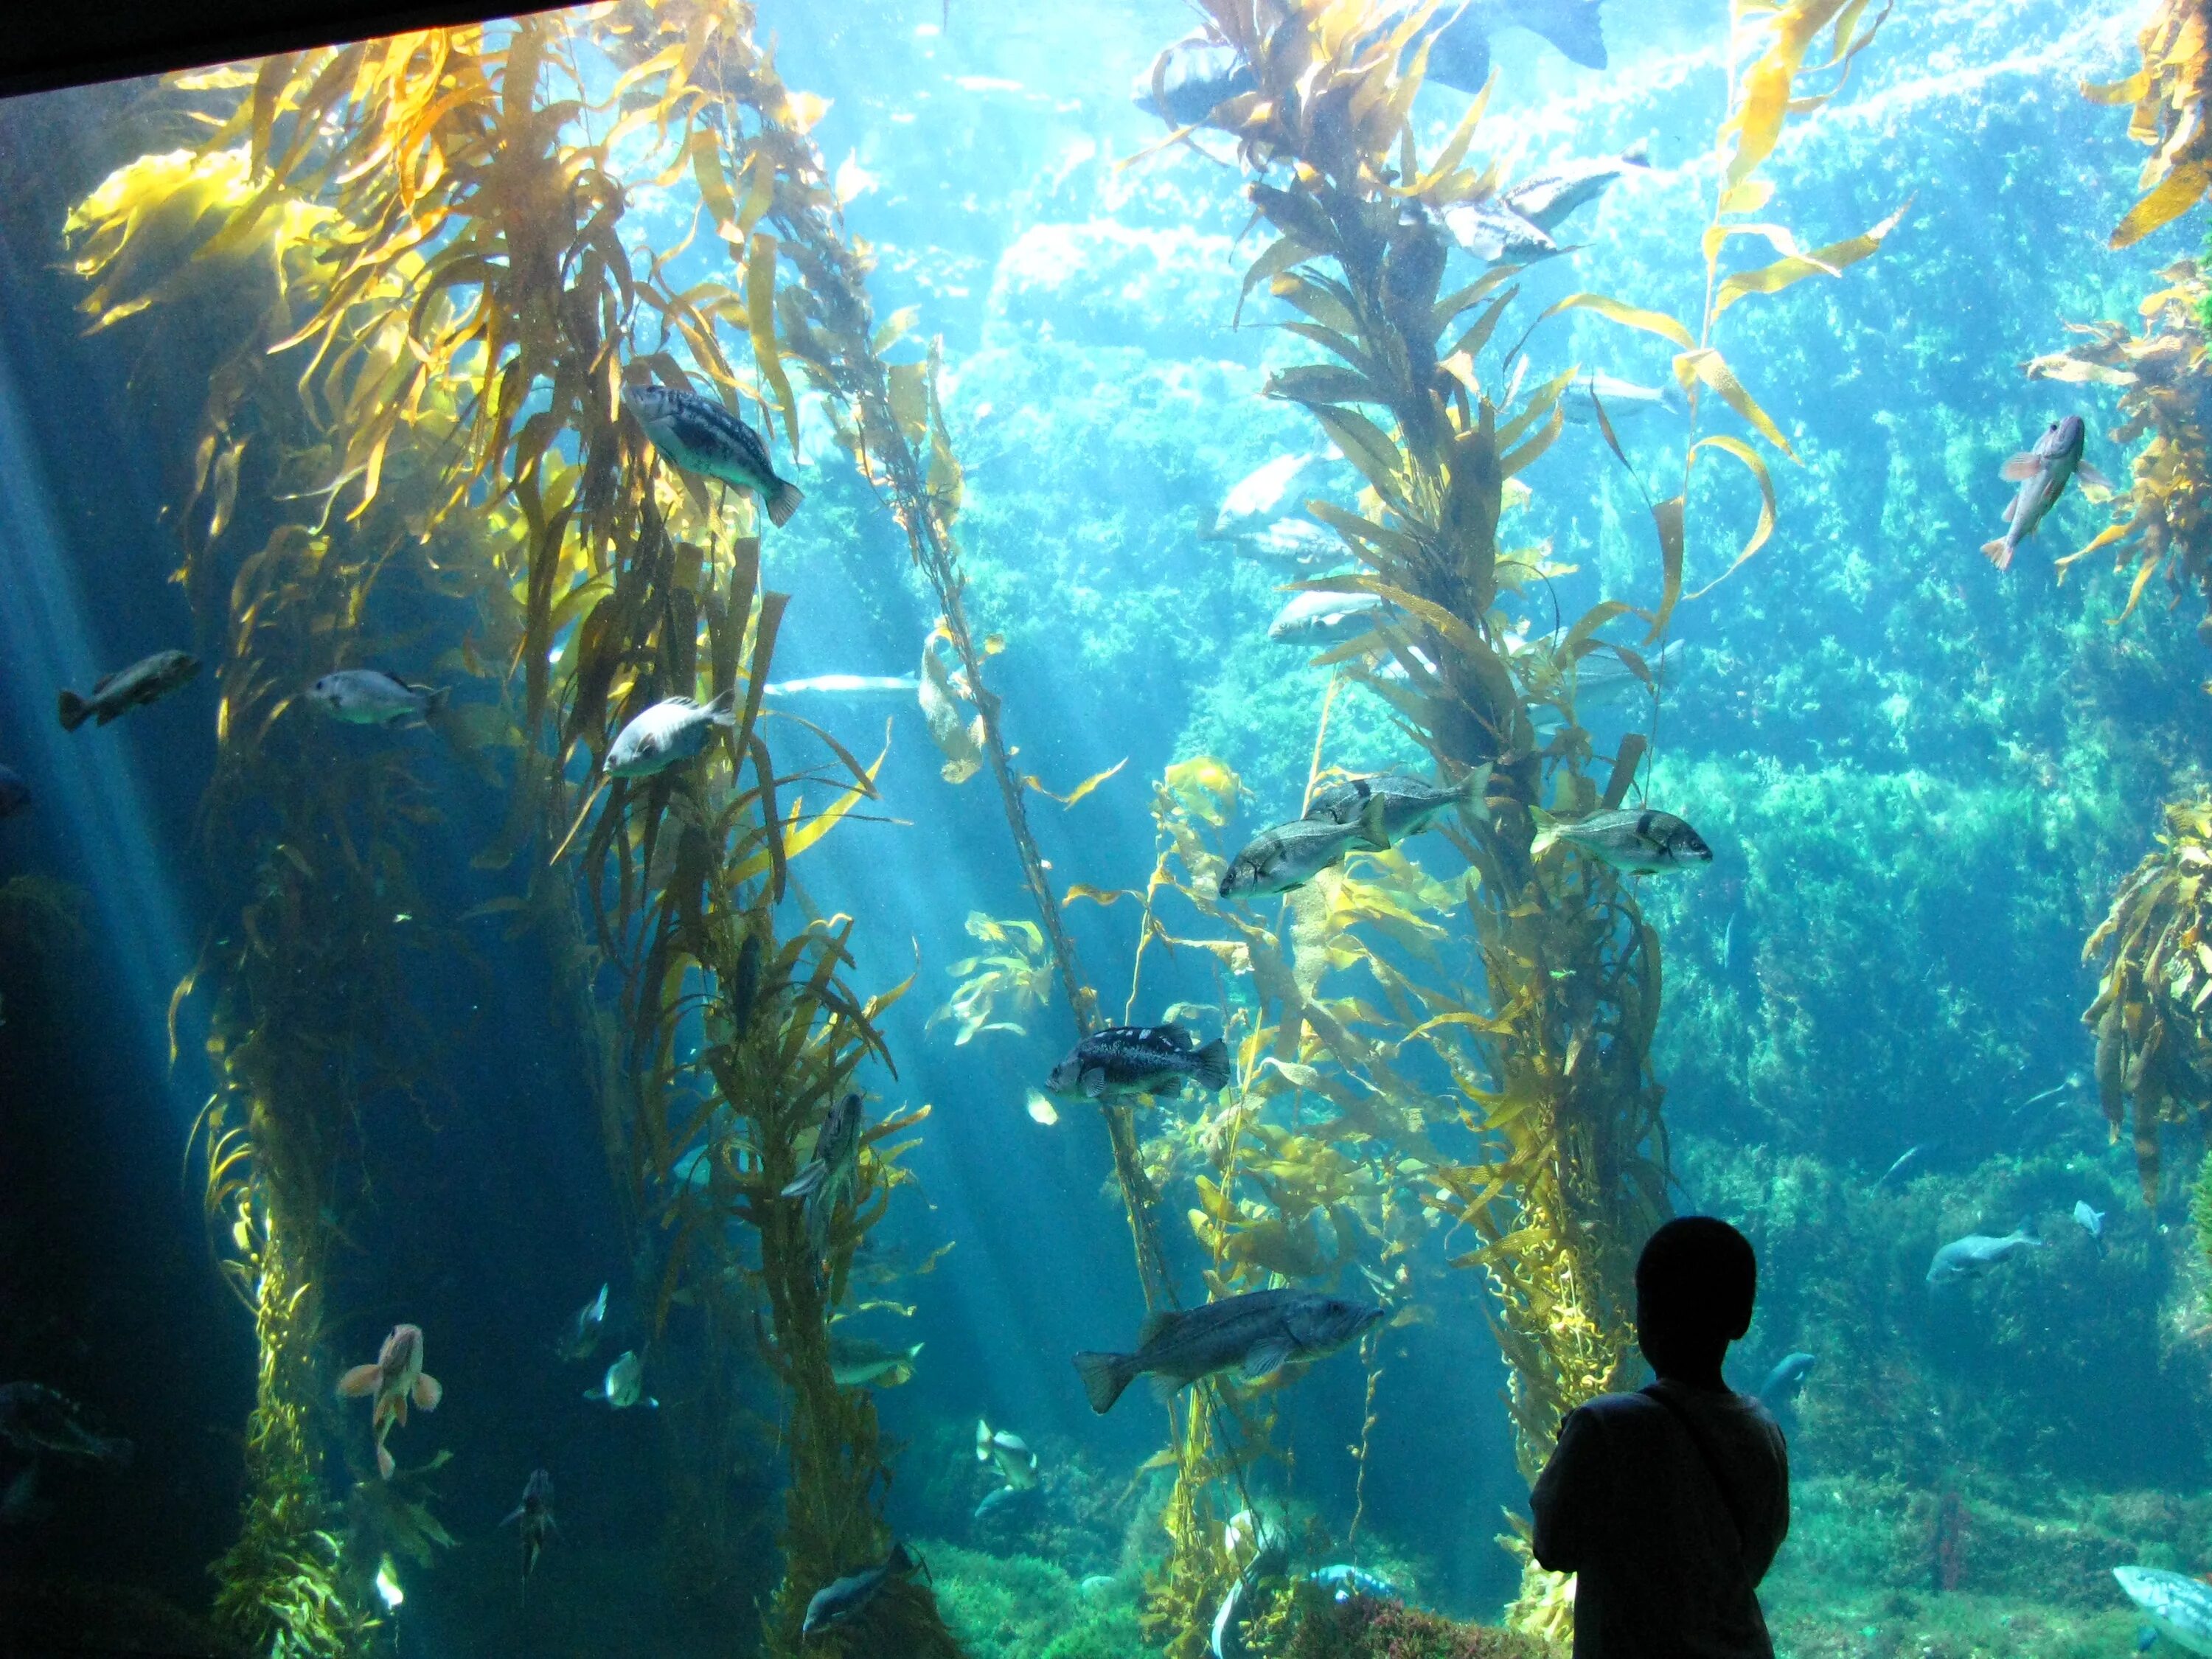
[1683,436,1779,601]
[1714,202,1910,313]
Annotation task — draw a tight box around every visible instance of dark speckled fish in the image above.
[1046,1023,1231,1102]
[57,649,199,731]
[1072,1288,1383,1413]
[622,382,804,527]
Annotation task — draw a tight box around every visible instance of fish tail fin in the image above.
[336,1363,381,1399]
[1073,1351,1135,1414]
[706,686,739,726]
[1455,763,1495,805]
[56,690,89,731]
[766,479,804,528]
[421,684,451,722]
[1528,805,1562,858]
[1980,538,2015,570]
[377,1441,396,1481]
[1190,1037,1232,1094]
[1356,793,1391,851]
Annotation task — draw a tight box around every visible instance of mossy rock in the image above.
[1280,1584,1555,1659]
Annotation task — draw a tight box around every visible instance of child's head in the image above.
[1635,1216,1756,1382]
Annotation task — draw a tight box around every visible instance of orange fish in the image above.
[337,1323,442,1480]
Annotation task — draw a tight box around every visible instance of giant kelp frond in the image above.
[2027,262,2212,635]
[2086,0,2212,247]
[928,911,1054,1045]
[2082,794,2212,1203]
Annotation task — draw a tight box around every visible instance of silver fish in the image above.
[1439,200,1562,265]
[1500,142,1651,232]
[1267,587,1387,644]
[1074,1287,1383,1414]
[2117,1568,2212,1656]
[1211,452,1336,540]
[1218,810,1388,898]
[622,382,803,526]
[1982,415,2109,570]
[1926,1219,2043,1286]
[1046,1023,1231,1101]
[1304,769,1487,845]
[584,1349,657,1410]
[975,1418,1038,1489]
[782,1092,863,1258]
[801,1542,919,1638]
[56,649,199,731]
[763,673,920,696]
[1560,371,1683,425]
[307,669,448,726]
[1232,518,1341,568]
[1529,806,1711,874]
[2073,1199,2106,1244]
[830,1335,922,1388]
[605,689,737,778]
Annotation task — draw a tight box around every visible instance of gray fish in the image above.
[583,1349,657,1410]
[2116,1568,2212,1657]
[556,1283,608,1363]
[500,1469,555,1601]
[57,649,198,731]
[1560,372,1683,426]
[1981,415,2109,571]
[1046,1024,1231,1102]
[783,1092,863,1258]
[2073,1199,2106,1246]
[975,1417,1038,1489]
[0,766,28,819]
[973,1484,1037,1520]
[1439,199,1562,265]
[801,1541,920,1638]
[1072,1287,1384,1414]
[1529,806,1711,874]
[1233,518,1341,568]
[622,382,803,527]
[0,1383,132,1466]
[1500,142,1651,233]
[1872,1143,1930,1190]
[1267,588,1386,644]
[605,689,737,779]
[1131,30,1256,126]
[829,1335,922,1389]
[1211,452,1337,540]
[307,669,448,726]
[1573,639,1685,703]
[1219,810,1388,899]
[1756,1351,1815,1408]
[1926,1218,2043,1286]
[1304,769,1488,846]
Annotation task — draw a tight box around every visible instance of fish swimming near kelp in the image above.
[1073,1287,1384,1414]
[1980,415,2109,570]
[1304,769,1488,846]
[1560,371,1683,425]
[0,1382,133,1466]
[1233,518,1340,568]
[1267,588,1387,645]
[801,1541,922,1638]
[556,1283,608,1363]
[57,649,199,731]
[1439,198,1562,265]
[1925,1219,2042,1286]
[1046,1023,1232,1102]
[307,669,448,727]
[1500,142,1651,233]
[622,381,804,527]
[1209,451,1337,540]
[0,766,29,819]
[605,689,737,779]
[1219,810,1389,898]
[783,1092,863,1258]
[1529,806,1712,874]
[764,673,921,697]
[500,1468,555,1603]
[584,1348,657,1410]
[830,1335,923,1388]
[1130,29,1256,126]
[337,1324,442,1480]
[2115,1568,2212,1657]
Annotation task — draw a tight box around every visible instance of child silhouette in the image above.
[1531,1217,1791,1659]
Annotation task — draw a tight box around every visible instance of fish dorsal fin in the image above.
[1136,1308,1183,1349]
[90,670,118,696]
[369,669,414,692]
[1999,452,2044,482]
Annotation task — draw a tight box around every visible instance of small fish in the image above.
[500,1469,556,1602]
[1500,142,1651,233]
[605,689,737,778]
[1072,1287,1383,1414]
[557,1284,608,1363]
[973,1484,1037,1520]
[801,1541,921,1638]
[57,649,199,731]
[1926,1218,2043,1287]
[830,1335,923,1389]
[1872,1143,1930,1190]
[0,1382,133,1465]
[1439,199,1562,265]
[1981,416,2109,571]
[1310,1564,1399,1603]
[1304,769,1488,846]
[975,1419,1038,1490]
[622,382,803,527]
[336,1324,442,1480]
[1231,519,1340,568]
[1046,1024,1231,1102]
[763,673,921,696]
[584,1349,657,1410]
[1025,1089,1060,1126]
[1756,1352,1816,1408]
[1267,588,1386,644]
[1218,810,1388,899]
[1131,30,1256,126]
[0,766,29,818]
[2073,1199,2107,1250]
[1560,371,1683,426]
[1210,452,1336,540]
[307,669,448,727]
[782,1093,863,1259]
[2116,1568,2212,1658]
[1529,806,1712,874]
